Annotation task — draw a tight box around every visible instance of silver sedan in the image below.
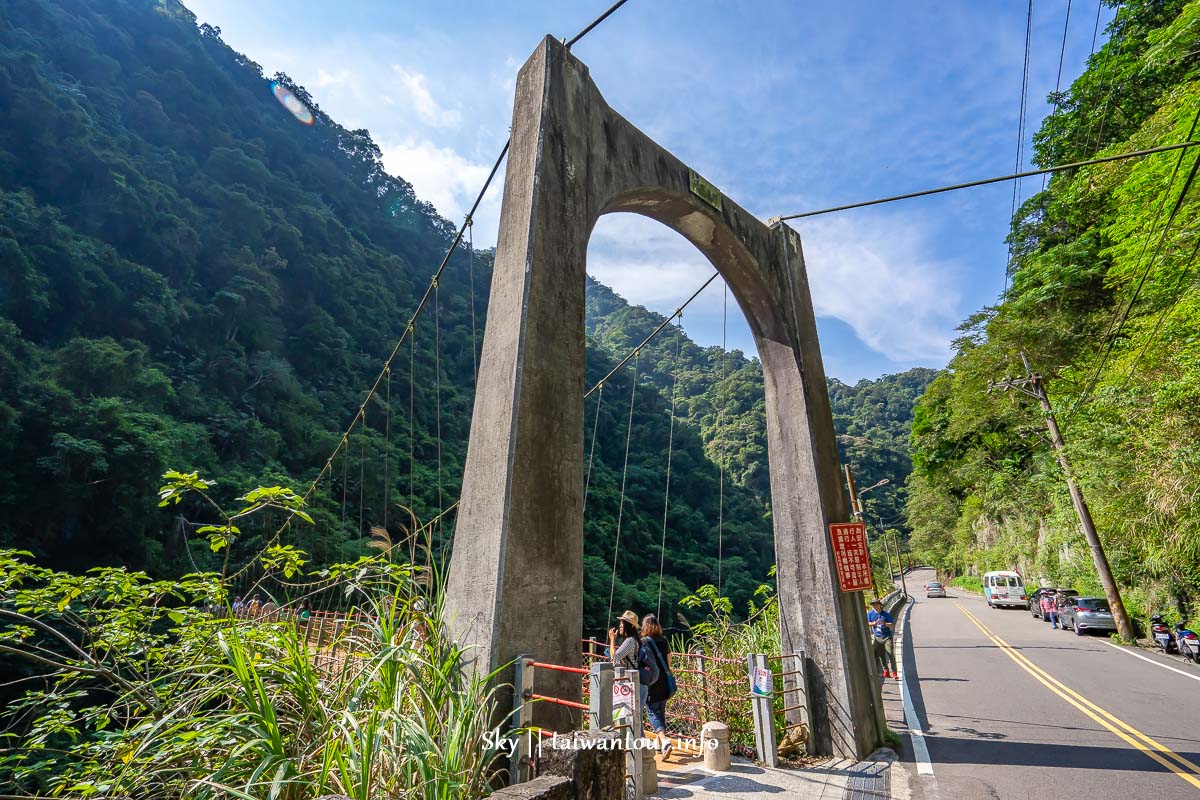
[1060,597,1117,635]
[925,581,947,598]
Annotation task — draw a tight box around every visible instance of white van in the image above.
[982,571,1026,609]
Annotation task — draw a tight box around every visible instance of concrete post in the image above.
[445,35,883,757]
[512,655,535,784]
[588,662,613,731]
[748,653,777,767]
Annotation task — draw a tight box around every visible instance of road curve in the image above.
[892,567,1200,800]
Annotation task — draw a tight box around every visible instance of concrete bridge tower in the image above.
[444,36,884,759]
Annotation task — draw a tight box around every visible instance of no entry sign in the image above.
[830,522,872,592]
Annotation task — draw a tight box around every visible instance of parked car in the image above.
[983,571,1027,609]
[925,581,947,598]
[1028,588,1079,619]
[1060,597,1117,635]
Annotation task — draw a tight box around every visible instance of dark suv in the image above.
[1028,588,1078,619]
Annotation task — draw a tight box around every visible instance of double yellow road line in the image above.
[955,602,1200,790]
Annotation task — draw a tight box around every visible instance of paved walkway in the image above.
[648,751,898,799]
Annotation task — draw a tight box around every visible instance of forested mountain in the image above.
[586,279,935,548]
[907,0,1200,619]
[0,0,930,632]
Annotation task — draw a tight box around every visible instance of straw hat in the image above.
[618,609,640,628]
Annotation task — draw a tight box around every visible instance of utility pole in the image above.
[845,466,897,597]
[988,352,1135,642]
[891,528,908,599]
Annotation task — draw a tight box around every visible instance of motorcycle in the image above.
[1151,614,1175,654]
[1174,622,1200,664]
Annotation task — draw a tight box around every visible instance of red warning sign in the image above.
[830,522,873,593]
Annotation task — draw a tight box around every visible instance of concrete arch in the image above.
[444,36,882,758]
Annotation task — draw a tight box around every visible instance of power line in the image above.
[1067,108,1200,415]
[1041,0,1074,193]
[1006,0,1034,292]
[1115,234,1200,392]
[773,141,1200,221]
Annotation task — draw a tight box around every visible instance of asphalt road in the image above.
[891,567,1200,800]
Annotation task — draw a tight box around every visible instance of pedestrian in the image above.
[1046,592,1060,629]
[867,599,898,679]
[640,613,675,761]
[1040,593,1056,628]
[232,596,244,614]
[608,609,641,672]
[247,594,262,618]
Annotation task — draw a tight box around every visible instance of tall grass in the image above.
[0,552,510,799]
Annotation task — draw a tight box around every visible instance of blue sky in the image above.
[187,0,1113,382]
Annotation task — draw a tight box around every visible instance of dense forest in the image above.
[906,0,1200,621]
[0,0,929,634]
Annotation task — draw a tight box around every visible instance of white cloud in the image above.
[379,138,503,243]
[798,215,961,362]
[314,68,352,87]
[392,66,461,129]
[587,213,960,364]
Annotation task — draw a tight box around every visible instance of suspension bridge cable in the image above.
[234,0,642,578]
[717,280,728,596]
[468,218,479,383]
[1066,109,1200,416]
[773,141,1200,221]
[383,365,391,532]
[585,271,721,398]
[1006,0,1034,291]
[607,352,640,626]
[656,318,682,618]
[434,277,444,540]
[565,0,634,48]
[583,382,605,508]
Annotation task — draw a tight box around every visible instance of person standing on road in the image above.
[867,599,898,679]
[1041,592,1058,628]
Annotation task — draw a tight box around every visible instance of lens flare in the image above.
[271,81,314,126]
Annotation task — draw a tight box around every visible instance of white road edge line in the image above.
[1102,639,1200,683]
[895,598,935,777]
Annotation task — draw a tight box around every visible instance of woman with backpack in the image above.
[640,613,675,760]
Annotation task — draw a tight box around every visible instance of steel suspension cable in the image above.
[585,272,720,398]
[409,333,415,513]
[468,218,479,383]
[606,352,640,626]
[583,382,605,509]
[717,281,728,596]
[434,277,444,540]
[358,421,366,535]
[204,0,643,587]
[657,318,682,618]
[383,365,391,532]
[1067,108,1200,416]
[1085,3,1126,155]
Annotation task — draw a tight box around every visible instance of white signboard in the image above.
[751,666,773,697]
[612,678,636,723]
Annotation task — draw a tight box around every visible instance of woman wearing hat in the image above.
[608,609,641,672]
